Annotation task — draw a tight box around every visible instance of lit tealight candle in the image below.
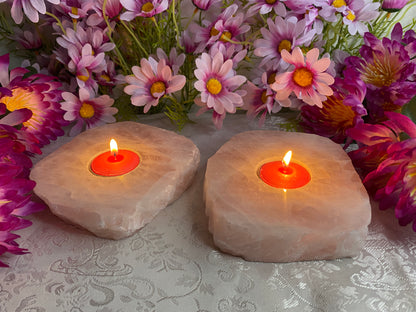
[90,139,140,177]
[259,150,311,189]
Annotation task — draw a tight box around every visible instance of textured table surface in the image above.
[1,112,416,312]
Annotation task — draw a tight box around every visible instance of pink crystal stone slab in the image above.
[30,121,200,240]
[204,130,371,262]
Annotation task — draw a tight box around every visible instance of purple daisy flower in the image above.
[120,0,169,21]
[194,51,247,120]
[124,57,186,113]
[61,88,118,136]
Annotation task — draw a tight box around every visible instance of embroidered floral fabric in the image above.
[1,113,416,312]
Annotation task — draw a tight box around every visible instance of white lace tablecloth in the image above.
[1,113,416,312]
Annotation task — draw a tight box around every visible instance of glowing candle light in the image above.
[90,139,140,177]
[259,150,311,189]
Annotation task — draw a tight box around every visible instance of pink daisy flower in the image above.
[120,0,169,21]
[271,47,334,108]
[343,0,380,36]
[253,16,315,69]
[191,0,222,11]
[155,48,185,75]
[246,0,287,16]
[67,44,106,92]
[194,52,247,116]
[88,0,123,25]
[0,0,60,24]
[61,88,118,136]
[193,4,250,53]
[57,26,115,56]
[124,57,186,113]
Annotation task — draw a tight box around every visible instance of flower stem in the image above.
[45,12,66,35]
[170,0,182,49]
[120,20,148,57]
[102,0,114,35]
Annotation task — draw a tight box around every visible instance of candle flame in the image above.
[110,139,118,157]
[282,150,292,168]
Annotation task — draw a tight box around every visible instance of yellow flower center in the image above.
[261,90,269,104]
[77,72,90,82]
[292,68,313,88]
[278,39,292,54]
[210,27,220,37]
[346,11,356,21]
[79,103,95,119]
[1,87,44,129]
[321,95,355,130]
[220,31,232,42]
[267,72,276,85]
[150,81,166,97]
[71,7,78,15]
[100,74,110,82]
[265,0,277,4]
[141,2,154,12]
[206,78,222,95]
[332,0,346,8]
[360,52,403,88]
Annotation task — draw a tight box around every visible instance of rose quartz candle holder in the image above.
[31,121,200,240]
[204,130,371,262]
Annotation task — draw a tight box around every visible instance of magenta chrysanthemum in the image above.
[345,23,416,121]
[300,72,367,143]
[271,47,334,108]
[0,107,45,267]
[0,54,67,147]
[348,112,416,231]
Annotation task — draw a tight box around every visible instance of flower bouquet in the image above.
[0,0,416,266]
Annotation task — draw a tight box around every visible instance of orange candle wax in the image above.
[91,139,140,177]
[259,151,310,189]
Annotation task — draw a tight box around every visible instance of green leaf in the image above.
[401,95,416,124]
